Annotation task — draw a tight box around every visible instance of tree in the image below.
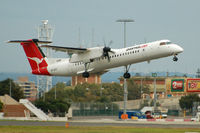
[34,98,71,117]
[35,82,72,116]
[0,79,24,101]
[126,78,150,100]
[0,101,3,112]
[102,83,123,102]
[35,82,125,115]
[179,94,200,112]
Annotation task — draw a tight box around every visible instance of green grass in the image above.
[0,126,200,133]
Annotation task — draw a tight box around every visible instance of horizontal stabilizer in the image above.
[7,39,52,44]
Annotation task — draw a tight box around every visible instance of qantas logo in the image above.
[28,57,44,73]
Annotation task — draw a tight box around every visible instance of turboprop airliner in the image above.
[8,39,183,78]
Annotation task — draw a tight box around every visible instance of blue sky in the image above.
[0,0,200,75]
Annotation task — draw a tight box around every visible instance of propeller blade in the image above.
[109,50,115,54]
[108,40,113,46]
[107,53,111,62]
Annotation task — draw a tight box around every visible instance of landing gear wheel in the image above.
[123,72,131,79]
[173,56,178,62]
[82,72,90,78]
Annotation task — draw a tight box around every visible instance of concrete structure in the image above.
[0,95,69,121]
[15,77,37,101]
[20,99,51,121]
[0,94,29,117]
[71,74,101,86]
[114,97,181,111]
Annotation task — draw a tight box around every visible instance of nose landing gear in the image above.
[173,55,178,62]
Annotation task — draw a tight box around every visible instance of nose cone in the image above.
[177,45,184,53]
[172,44,184,54]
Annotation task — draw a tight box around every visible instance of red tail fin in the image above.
[8,39,50,75]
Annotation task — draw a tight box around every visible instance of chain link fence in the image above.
[72,102,119,117]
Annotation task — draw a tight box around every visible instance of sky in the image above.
[0,0,200,75]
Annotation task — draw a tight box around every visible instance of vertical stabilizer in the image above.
[8,39,51,75]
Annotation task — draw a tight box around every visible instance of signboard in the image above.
[186,79,200,92]
[171,79,184,92]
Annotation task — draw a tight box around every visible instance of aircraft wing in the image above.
[42,45,104,63]
[41,45,88,54]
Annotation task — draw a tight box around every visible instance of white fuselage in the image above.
[46,40,183,76]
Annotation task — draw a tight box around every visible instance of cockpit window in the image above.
[166,41,171,45]
[160,41,171,46]
[160,42,166,45]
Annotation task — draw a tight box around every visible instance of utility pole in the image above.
[116,19,134,116]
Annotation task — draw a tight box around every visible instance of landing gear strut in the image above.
[82,63,90,78]
[123,65,131,79]
[173,55,178,62]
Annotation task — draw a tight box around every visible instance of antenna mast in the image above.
[37,20,54,98]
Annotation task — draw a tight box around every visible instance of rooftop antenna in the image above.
[78,27,81,48]
[91,28,94,47]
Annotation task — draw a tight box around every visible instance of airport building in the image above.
[119,76,200,99]
[15,77,37,101]
[71,74,101,86]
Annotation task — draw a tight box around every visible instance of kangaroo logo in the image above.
[28,57,44,73]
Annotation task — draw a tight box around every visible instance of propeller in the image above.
[102,40,115,62]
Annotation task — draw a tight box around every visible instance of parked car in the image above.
[161,113,168,118]
[152,111,162,119]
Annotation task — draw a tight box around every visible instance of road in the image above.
[0,119,199,128]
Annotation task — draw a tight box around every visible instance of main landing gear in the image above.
[123,65,131,79]
[82,63,90,78]
[173,55,178,62]
[82,71,89,78]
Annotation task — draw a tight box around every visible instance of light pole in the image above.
[55,85,57,100]
[116,19,134,116]
[140,78,143,98]
[9,79,12,97]
[116,19,134,48]
[152,73,157,111]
